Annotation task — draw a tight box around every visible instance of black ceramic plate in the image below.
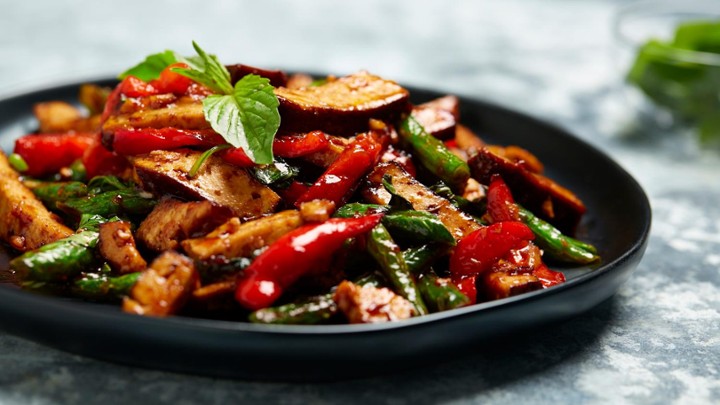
[0,79,650,381]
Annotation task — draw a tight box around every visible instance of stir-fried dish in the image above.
[0,43,599,324]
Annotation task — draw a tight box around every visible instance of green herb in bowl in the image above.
[627,20,720,143]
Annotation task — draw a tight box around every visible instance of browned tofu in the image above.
[0,152,73,251]
[123,251,198,316]
[275,71,410,136]
[468,148,586,235]
[181,210,303,261]
[333,281,415,323]
[364,163,481,240]
[411,95,459,140]
[130,149,281,219]
[480,272,543,301]
[299,200,335,223]
[34,101,83,133]
[98,221,147,274]
[136,198,233,252]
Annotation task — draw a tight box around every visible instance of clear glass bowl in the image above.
[613,0,720,145]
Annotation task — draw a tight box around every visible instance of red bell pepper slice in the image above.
[273,131,329,158]
[82,135,130,179]
[148,63,193,95]
[101,76,159,123]
[235,214,384,310]
[533,264,566,288]
[112,128,224,156]
[449,221,535,277]
[14,133,95,177]
[452,275,478,305]
[487,175,520,223]
[294,132,385,207]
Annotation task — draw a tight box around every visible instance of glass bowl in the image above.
[613,0,720,145]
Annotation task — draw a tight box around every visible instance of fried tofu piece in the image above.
[480,272,543,301]
[181,210,303,261]
[468,148,586,235]
[364,163,481,240]
[0,152,73,251]
[98,221,147,274]
[411,95,459,140]
[123,251,198,316]
[136,198,233,252]
[130,149,281,219]
[275,71,410,136]
[333,281,415,323]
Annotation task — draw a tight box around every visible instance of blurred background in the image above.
[0,1,719,404]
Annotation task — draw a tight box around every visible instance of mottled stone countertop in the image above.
[0,0,718,403]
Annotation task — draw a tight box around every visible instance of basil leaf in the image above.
[171,41,233,95]
[383,210,456,245]
[118,50,180,81]
[203,74,280,164]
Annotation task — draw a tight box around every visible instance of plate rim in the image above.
[0,77,652,372]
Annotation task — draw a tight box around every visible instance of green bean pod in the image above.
[418,272,470,312]
[399,116,470,191]
[403,244,451,274]
[518,207,599,264]
[367,223,428,316]
[72,272,141,301]
[10,230,100,283]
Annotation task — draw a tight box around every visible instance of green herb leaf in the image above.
[118,50,180,81]
[203,74,280,164]
[171,41,233,95]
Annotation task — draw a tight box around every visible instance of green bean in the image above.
[367,223,427,315]
[518,206,599,264]
[399,116,470,191]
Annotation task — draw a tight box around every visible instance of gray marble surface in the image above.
[0,0,718,403]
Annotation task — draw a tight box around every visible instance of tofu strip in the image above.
[0,151,73,251]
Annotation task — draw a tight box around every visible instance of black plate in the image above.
[0,79,651,381]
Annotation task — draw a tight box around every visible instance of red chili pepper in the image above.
[82,135,131,179]
[533,264,566,288]
[278,181,310,206]
[112,128,224,155]
[452,275,478,305]
[235,214,384,310]
[14,133,95,177]
[294,132,384,207]
[487,175,520,222]
[273,131,329,158]
[148,63,192,95]
[221,147,255,167]
[449,222,535,277]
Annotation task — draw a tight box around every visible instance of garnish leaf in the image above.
[203,74,280,164]
[121,41,281,165]
[118,50,180,81]
[171,41,233,95]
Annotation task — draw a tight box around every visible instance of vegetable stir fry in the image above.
[0,43,599,324]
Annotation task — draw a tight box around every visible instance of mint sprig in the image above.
[119,41,280,165]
